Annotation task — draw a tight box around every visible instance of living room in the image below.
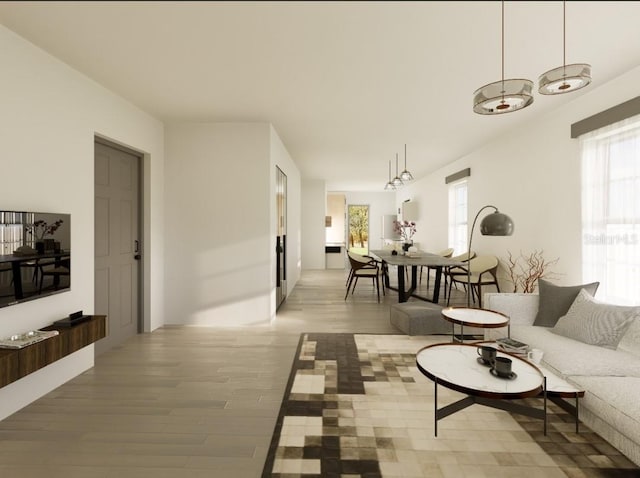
[0,2,639,476]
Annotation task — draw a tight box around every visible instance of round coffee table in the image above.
[416,343,546,436]
[441,307,509,342]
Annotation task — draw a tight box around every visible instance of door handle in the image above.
[134,240,141,260]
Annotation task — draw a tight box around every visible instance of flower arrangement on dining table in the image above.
[393,220,417,247]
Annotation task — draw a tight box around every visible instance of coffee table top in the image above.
[416,343,543,399]
[477,341,585,397]
[441,307,509,329]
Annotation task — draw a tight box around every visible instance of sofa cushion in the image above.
[533,279,599,327]
[551,289,639,348]
[509,324,640,378]
[618,317,640,357]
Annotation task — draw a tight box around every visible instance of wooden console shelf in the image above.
[0,315,106,388]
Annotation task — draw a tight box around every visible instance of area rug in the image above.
[261,333,639,478]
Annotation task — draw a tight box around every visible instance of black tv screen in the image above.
[0,211,71,308]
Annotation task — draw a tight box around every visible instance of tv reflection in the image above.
[0,211,71,308]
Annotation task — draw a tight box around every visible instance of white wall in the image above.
[301,179,326,270]
[400,64,640,290]
[164,122,300,325]
[0,25,165,419]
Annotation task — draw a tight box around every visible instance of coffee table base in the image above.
[548,395,581,433]
[434,377,548,437]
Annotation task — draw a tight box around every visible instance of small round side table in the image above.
[441,307,509,342]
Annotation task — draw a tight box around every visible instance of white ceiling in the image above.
[1,1,640,191]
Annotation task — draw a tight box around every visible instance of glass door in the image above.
[347,204,369,255]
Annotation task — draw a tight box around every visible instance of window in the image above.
[448,179,468,256]
[580,114,640,305]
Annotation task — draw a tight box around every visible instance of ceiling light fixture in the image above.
[538,0,591,95]
[384,160,396,191]
[400,144,414,182]
[473,0,534,115]
[392,154,404,188]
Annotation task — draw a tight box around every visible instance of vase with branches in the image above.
[502,250,560,293]
[393,220,416,252]
[27,219,64,253]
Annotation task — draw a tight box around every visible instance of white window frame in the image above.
[580,115,640,305]
[448,179,468,256]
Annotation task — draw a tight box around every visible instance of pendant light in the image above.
[538,0,591,95]
[473,0,533,115]
[391,154,404,188]
[384,160,396,191]
[400,144,414,182]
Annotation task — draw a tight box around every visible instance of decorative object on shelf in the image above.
[0,329,59,349]
[392,153,404,188]
[473,0,533,115]
[27,218,64,254]
[539,0,591,95]
[502,249,560,293]
[466,205,514,306]
[384,160,396,191]
[400,144,414,182]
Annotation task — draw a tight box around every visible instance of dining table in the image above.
[0,250,71,302]
[369,249,464,304]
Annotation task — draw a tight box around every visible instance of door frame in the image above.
[94,135,145,335]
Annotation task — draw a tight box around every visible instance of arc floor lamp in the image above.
[466,205,515,307]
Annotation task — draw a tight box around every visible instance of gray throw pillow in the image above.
[533,279,599,327]
[552,289,639,348]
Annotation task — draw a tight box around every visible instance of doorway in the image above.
[275,166,287,309]
[347,204,370,255]
[94,139,142,355]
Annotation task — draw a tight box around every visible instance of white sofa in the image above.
[484,292,640,466]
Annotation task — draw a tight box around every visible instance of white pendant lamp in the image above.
[400,144,414,182]
[473,1,533,115]
[538,0,591,95]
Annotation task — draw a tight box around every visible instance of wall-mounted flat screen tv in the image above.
[0,210,71,309]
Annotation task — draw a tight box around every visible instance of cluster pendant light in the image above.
[473,0,590,115]
[384,145,414,191]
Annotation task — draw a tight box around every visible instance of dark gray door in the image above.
[94,140,141,355]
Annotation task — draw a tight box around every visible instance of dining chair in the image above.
[447,255,499,308]
[443,251,476,301]
[345,251,384,303]
[345,251,379,286]
[38,257,70,293]
[420,247,454,287]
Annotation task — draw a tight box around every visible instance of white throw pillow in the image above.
[618,317,640,357]
[551,289,639,348]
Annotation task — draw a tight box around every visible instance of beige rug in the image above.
[262,333,639,478]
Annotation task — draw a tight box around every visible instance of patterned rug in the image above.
[261,333,639,478]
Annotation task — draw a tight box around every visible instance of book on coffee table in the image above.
[496,337,530,354]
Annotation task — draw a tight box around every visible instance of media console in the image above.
[0,315,106,388]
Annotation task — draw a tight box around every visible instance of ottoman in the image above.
[389,302,451,336]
